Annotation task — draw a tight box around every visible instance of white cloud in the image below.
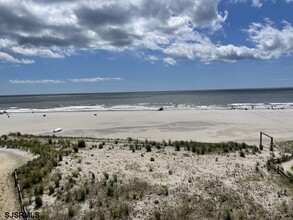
[0,52,35,64]
[230,0,293,7]
[68,77,122,83]
[247,21,293,58]
[10,47,66,58]
[0,0,227,64]
[163,57,177,65]
[252,0,263,8]
[0,0,292,65]
[9,79,65,84]
[164,21,293,63]
[145,55,159,62]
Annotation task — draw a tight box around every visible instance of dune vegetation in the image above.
[0,133,292,220]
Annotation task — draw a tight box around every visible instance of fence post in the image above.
[13,168,29,220]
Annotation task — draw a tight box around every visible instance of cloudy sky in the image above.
[0,0,293,95]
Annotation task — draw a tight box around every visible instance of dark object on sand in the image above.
[94,114,97,116]
[157,107,164,111]
[43,114,46,117]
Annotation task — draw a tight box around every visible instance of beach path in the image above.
[0,149,32,220]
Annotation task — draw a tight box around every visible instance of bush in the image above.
[159,186,169,196]
[49,186,55,195]
[106,185,114,197]
[73,145,78,153]
[146,144,151,152]
[78,140,86,148]
[175,142,180,151]
[39,184,44,195]
[65,193,71,203]
[240,150,245,158]
[223,208,232,220]
[150,157,155,162]
[99,143,103,149]
[35,196,42,208]
[55,179,60,188]
[76,188,86,202]
[154,211,161,220]
[68,205,75,217]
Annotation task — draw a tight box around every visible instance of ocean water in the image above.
[1,88,293,113]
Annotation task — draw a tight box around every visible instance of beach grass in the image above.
[0,133,292,219]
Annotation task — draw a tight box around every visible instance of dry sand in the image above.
[1,109,293,145]
[0,149,33,220]
[33,143,292,219]
[282,160,293,175]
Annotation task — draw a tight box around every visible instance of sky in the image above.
[0,0,293,95]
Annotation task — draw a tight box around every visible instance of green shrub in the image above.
[78,140,86,148]
[65,193,71,203]
[223,208,232,220]
[68,205,75,217]
[35,196,42,208]
[146,144,151,152]
[73,145,78,153]
[54,179,60,188]
[106,185,114,197]
[76,187,86,202]
[49,186,55,195]
[154,211,161,220]
[159,186,169,196]
[175,142,180,151]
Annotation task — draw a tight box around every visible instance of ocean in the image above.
[1,88,293,113]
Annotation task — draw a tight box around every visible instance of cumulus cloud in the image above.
[246,21,293,58]
[0,0,292,65]
[164,21,293,62]
[0,0,228,64]
[9,79,65,84]
[68,77,122,83]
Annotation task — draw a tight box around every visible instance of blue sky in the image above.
[0,0,293,95]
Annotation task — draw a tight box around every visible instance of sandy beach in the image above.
[1,109,293,145]
[0,149,33,220]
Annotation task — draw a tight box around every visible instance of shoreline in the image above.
[1,109,293,145]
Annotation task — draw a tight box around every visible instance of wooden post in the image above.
[270,137,274,151]
[259,132,262,150]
